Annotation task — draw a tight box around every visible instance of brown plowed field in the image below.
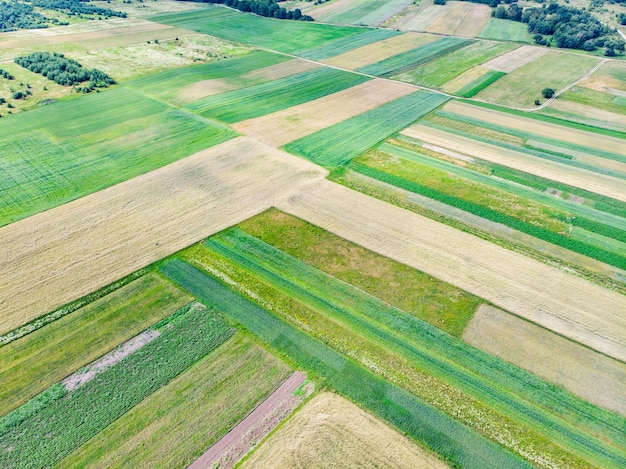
[276,180,626,361]
[234,79,416,147]
[0,137,327,335]
[241,392,448,469]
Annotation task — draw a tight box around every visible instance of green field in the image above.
[394,41,514,89]
[357,36,473,77]
[0,304,233,468]
[559,86,626,116]
[317,0,413,26]
[0,274,191,418]
[479,18,532,42]
[238,208,481,337]
[186,67,370,123]
[149,7,362,54]
[56,335,290,468]
[160,259,534,469]
[457,70,507,97]
[0,87,235,227]
[298,28,402,60]
[284,90,448,167]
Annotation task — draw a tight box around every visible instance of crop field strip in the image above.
[284,90,449,167]
[0,137,326,335]
[185,67,371,123]
[149,6,363,54]
[241,392,449,469]
[421,1,492,38]
[195,229,625,468]
[463,305,626,416]
[356,36,474,77]
[478,18,532,42]
[315,0,413,26]
[275,180,626,362]
[234,79,417,147]
[0,274,191,418]
[160,259,534,469]
[297,28,402,60]
[0,304,234,468]
[56,334,291,469]
[542,99,626,133]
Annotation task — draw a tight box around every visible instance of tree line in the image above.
[178,0,313,21]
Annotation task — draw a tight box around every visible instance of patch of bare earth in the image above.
[241,392,449,469]
[0,137,327,335]
[276,180,626,361]
[483,45,548,73]
[234,79,416,147]
[189,371,311,469]
[463,304,626,416]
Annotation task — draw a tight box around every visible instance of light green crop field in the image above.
[149,7,362,53]
[476,51,600,107]
[478,18,532,42]
[56,335,290,469]
[284,90,448,167]
[559,86,626,116]
[317,0,413,26]
[297,28,402,60]
[394,40,515,88]
[0,274,191,418]
[0,86,235,227]
[186,67,370,123]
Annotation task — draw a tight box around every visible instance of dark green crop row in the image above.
[457,70,506,98]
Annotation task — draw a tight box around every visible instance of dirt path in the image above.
[189,371,310,469]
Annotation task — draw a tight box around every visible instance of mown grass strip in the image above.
[457,70,506,98]
[201,230,626,467]
[0,304,233,469]
[349,162,626,269]
[297,28,402,60]
[284,90,448,167]
[357,37,473,77]
[186,67,369,123]
[160,259,533,469]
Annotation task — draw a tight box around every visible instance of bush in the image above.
[541,87,555,98]
[12,90,24,99]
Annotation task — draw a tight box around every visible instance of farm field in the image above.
[314,0,413,26]
[0,137,326,334]
[542,99,626,133]
[298,28,402,60]
[234,79,416,147]
[479,18,533,42]
[422,1,492,38]
[241,392,449,469]
[463,305,626,416]
[56,334,291,469]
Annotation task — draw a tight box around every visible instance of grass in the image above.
[394,41,514,88]
[160,258,534,469]
[185,67,370,123]
[357,36,473,77]
[571,226,626,257]
[0,303,233,469]
[149,7,363,54]
[560,86,626,116]
[284,90,448,167]
[0,274,192,418]
[478,18,532,42]
[298,28,402,60]
[457,70,506,97]
[318,0,413,26]
[56,335,290,469]
[237,208,481,337]
[0,87,236,227]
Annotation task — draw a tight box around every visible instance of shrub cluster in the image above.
[179,0,313,21]
[0,68,14,80]
[15,52,115,91]
[27,0,127,19]
[0,1,47,31]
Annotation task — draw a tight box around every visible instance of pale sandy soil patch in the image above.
[322,32,438,70]
[483,45,548,73]
[189,371,311,469]
[424,1,492,37]
[241,392,448,469]
[179,79,241,103]
[403,124,626,202]
[234,79,416,147]
[0,137,327,335]
[463,304,626,416]
[245,58,319,80]
[442,100,626,158]
[440,65,491,93]
[276,180,626,361]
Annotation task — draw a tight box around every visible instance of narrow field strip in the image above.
[276,180,626,361]
[0,137,327,335]
[56,335,290,469]
[463,305,626,416]
[234,79,416,147]
[403,124,626,202]
[483,45,546,73]
[456,70,506,97]
[0,274,191,417]
[284,90,448,167]
[160,259,534,469]
[241,392,449,469]
[0,306,234,468]
[186,67,370,123]
[297,28,402,60]
[424,2,492,37]
[318,0,413,26]
[357,36,473,77]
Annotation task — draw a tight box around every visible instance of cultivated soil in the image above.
[483,45,548,73]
